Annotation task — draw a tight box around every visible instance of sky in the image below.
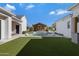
[0,3,75,27]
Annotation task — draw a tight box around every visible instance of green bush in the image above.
[22,31,26,34]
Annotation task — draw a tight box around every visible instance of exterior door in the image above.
[16,25,19,34]
[74,17,78,33]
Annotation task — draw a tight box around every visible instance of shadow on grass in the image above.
[17,37,79,56]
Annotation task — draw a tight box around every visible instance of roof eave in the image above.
[68,3,79,11]
[0,7,16,16]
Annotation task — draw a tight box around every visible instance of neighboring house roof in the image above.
[33,23,47,27]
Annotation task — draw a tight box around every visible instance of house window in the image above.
[67,21,70,29]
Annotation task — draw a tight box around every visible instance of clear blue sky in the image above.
[0,3,75,26]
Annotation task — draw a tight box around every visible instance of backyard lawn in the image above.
[0,37,31,56]
[0,37,79,56]
[17,37,79,56]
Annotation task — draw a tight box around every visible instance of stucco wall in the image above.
[70,4,79,44]
[1,18,9,40]
[56,15,72,38]
[1,19,6,40]
[7,17,12,39]
[21,16,27,32]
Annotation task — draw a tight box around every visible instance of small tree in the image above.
[52,23,56,32]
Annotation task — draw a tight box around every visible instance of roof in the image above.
[0,7,24,21]
[68,3,79,11]
[0,13,8,19]
[33,23,47,26]
[0,7,16,16]
[54,14,72,24]
[15,15,24,19]
[52,4,78,25]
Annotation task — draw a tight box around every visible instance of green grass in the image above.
[17,37,79,56]
[1,37,79,56]
[0,37,31,56]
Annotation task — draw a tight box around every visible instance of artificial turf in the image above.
[17,37,79,56]
[0,37,79,56]
[0,37,31,56]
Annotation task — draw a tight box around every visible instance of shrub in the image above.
[22,31,26,34]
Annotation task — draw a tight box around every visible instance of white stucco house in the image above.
[54,3,79,44]
[68,4,79,44]
[0,7,27,40]
[55,14,72,38]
